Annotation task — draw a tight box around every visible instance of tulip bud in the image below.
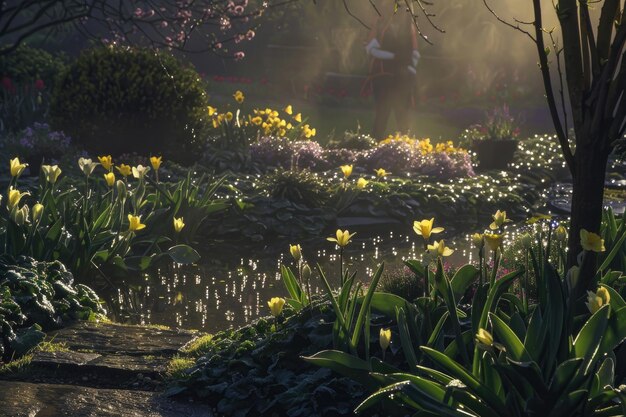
[11,205,29,225]
[116,180,127,199]
[555,225,567,242]
[289,244,302,261]
[32,203,44,223]
[520,233,533,250]
[267,297,286,317]
[302,263,312,281]
[476,328,493,347]
[379,328,391,351]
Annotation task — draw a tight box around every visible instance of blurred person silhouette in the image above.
[365,2,419,139]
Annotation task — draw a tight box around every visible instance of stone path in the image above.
[0,322,212,417]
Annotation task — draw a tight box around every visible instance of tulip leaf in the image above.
[167,244,201,264]
[573,305,610,365]
[489,313,531,362]
[450,264,478,302]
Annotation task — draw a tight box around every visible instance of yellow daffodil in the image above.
[78,157,99,177]
[104,172,115,187]
[484,233,504,252]
[427,239,454,257]
[150,156,162,171]
[268,297,285,317]
[294,113,302,123]
[586,287,611,314]
[173,217,185,233]
[284,105,293,115]
[8,187,28,210]
[476,328,493,346]
[374,168,390,178]
[32,203,44,223]
[132,165,151,179]
[327,229,356,247]
[356,178,369,189]
[127,214,146,232]
[41,165,62,184]
[289,244,302,261]
[489,210,512,230]
[472,233,484,247]
[580,229,605,252]
[413,218,444,241]
[233,90,245,104]
[10,157,28,178]
[340,165,353,178]
[208,106,217,116]
[555,225,568,242]
[98,155,113,171]
[116,164,132,177]
[379,328,391,351]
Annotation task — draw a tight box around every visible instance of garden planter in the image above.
[473,139,518,171]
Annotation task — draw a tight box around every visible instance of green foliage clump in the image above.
[0,44,67,84]
[0,256,105,360]
[328,131,377,151]
[50,47,209,162]
[261,169,329,207]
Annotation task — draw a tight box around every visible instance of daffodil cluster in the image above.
[380,134,466,156]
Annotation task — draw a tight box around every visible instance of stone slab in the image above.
[48,323,196,356]
[0,381,212,417]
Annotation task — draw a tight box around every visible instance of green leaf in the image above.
[350,263,384,350]
[489,313,531,362]
[573,305,609,363]
[167,245,200,264]
[450,264,478,302]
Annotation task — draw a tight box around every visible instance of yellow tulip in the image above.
[233,90,245,104]
[356,178,369,189]
[427,240,454,257]
[78,157,99,177]
[132,165,151,179]
[284,105,293,115]
[586,287,610,314]
[476,328,493,346]
[489,210,512,230]
[379,328,392,351]
[150,156,162,171]
[484,233,504,252]
[8,187,28,210]
[251,116,263,125]
[267,297,285,317]
[413,218,444,241]
[98,155,113,171]
[555,225,568,242]
[11,205,28,225]
[340,165,353,178]
[289,244,302,261]
[41,165,62,184]
[173,217,185,233]
[127,214,146,232]
[374,168,390,178]
[208,106,217,116]
[32,203,44,223]
[580,229,605,252]
[294,113,302,123]
[327,229,356,247]
[104,172,115,187]
[116,164,132,177]
[225,112,234,122]
[10,157,28,177]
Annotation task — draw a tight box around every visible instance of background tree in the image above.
[478,1,626,291]
[0,0,271,57]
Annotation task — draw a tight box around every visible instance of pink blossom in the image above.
[234,51,245,61]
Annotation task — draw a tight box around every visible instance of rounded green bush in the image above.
[50,47,209,162]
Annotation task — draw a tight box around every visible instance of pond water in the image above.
[103,229,503,333]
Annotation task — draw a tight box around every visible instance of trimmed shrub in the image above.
[50,47,209,162]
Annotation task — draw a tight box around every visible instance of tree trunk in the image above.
[566,141,609,292]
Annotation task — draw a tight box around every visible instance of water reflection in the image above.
[105,229,523,332]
